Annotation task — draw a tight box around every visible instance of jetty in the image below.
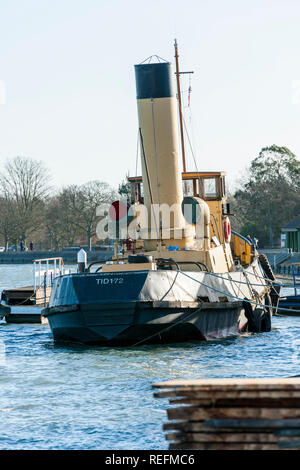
[154,378,300,450]
[1,257,67,323]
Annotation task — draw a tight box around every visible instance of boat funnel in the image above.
[135,61,193,248]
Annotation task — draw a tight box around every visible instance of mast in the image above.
[174,39,187,173]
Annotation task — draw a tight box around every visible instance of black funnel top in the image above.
[135,62,174,99]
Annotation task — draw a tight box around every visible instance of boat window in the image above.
[197,178,205,198]
[129,182,144,204]
[138,183,144,204]
[221,177,226,197]
[204,178,217,198]
[182,180,194,197]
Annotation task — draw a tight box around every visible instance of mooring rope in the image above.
[203,269,297,294]
[204,270,269,288]
[178,270,300,314]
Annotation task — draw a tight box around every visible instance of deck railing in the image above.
[33,257,71,292]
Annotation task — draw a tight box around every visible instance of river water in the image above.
[0,264,300,450]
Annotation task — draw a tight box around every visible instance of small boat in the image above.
[0,286,45,323]
[43,42,280,346]
[3,305,46,324]
[0,304,10,321]
[0,257,70,324]
[278,265,300,314]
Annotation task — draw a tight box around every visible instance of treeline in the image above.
[0,156,119,251]
[0,146,299,251]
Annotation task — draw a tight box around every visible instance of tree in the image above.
[44,194,77,250]
[118,178,131,201]
[61,181,117,250]
[234,145,300,247]
[0,156,51,245]
[0,196,19,249]
[248,145,300,187]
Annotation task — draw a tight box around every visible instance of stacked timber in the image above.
[153,378,300,450]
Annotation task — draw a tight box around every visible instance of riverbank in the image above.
[0,250,112,264]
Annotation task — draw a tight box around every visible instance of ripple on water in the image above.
[0,265,300,449]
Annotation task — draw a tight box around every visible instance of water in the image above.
[0,264,300,450]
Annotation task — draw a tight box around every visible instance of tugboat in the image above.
[43,44,280,345]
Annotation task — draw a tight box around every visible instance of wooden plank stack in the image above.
[153,378,300,450]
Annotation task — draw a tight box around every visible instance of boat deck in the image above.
[1,286,35,305]
[279,287,300,313]
[0,285,50,324]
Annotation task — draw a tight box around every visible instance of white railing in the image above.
[33,257,71,292]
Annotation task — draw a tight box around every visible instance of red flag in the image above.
[188,85,192,106]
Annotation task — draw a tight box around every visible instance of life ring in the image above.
[224,217,231,243]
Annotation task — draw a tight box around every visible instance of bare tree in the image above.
[62,181,117,250]
[0,156,51,245]
[45,193,77,250]
[0,196,20,249]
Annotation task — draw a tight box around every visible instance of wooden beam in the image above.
[167,407,300,420]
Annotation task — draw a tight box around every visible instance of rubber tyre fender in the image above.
[243,299,263,333]
[259,253,276,281]
[261,309,272,332]
[264,292,274,316]
[251,308,264,333]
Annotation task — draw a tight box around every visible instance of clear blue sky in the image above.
[0,0,300,191]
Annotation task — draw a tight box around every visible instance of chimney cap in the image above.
[135,62,174,100]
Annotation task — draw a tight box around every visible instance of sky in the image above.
[0,0,300,192]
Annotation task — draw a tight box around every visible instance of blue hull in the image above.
[44,300,243,345]
[43,271,245,345]
[278,296,300,315]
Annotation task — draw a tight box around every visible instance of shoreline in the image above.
[0,250,112,264]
